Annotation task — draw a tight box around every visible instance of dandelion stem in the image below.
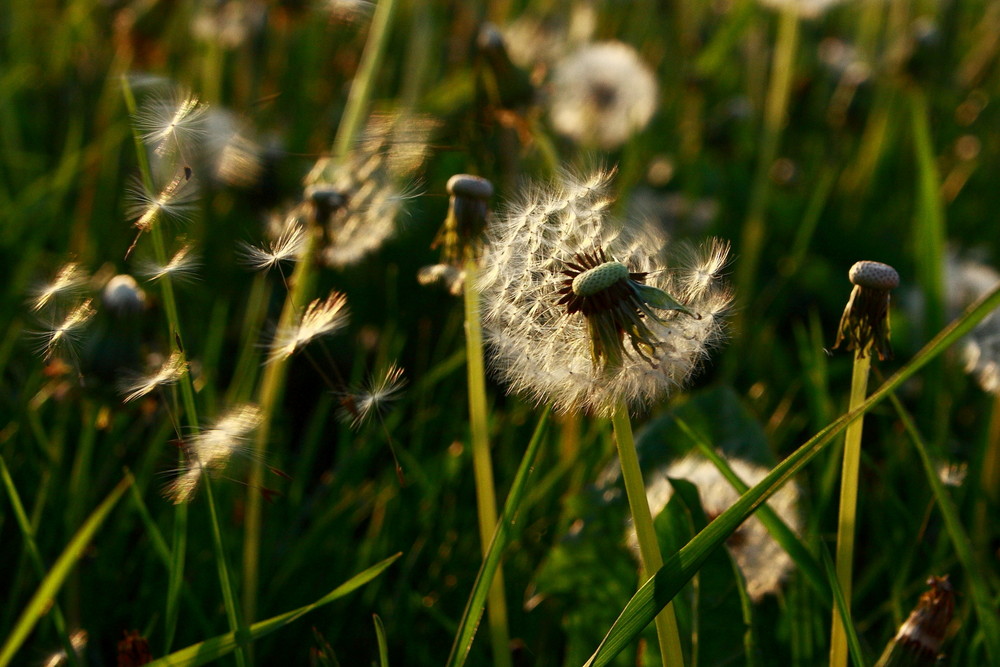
[829,350,871,667]
[463,259,513,667]
[612,401,684,667]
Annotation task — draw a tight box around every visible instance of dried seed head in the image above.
[876,575,954,665]
[834,260,899,360]
[447,174,494,200]
[433,174,495,267]
[849,260,900,291]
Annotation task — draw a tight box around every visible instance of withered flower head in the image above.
[430,173,494,269]
[834,260,900,360]
[875,575,954,667]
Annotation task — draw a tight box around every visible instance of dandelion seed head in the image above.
[136,243,201,282]
[102,274,147,314]
[634,455,802,601]
[324,0,375,23]
[119,350,187,403]
[269,291,349,362]
[547,42,658,150]
[338,364,407,428]
[31,263,91,312]
[944,253,1000,393]
[479,170,731,416]
[758,0,848,19]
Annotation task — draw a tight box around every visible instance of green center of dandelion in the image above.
[557,248,696,371]
[572,261,629,296]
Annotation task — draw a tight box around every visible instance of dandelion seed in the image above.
[479,170,731,416]
[417,263,465,295]
[31,262,90,312]
[134,91,209,158]
[634,455,802,602]
[269,291,349,362]
[120,350,188,402]
[42,628,87,667]
[936,461,967,488]
[136,243,201,283]
[237,221,306,272]
[126,170,198,234]
[165,404,263,503]
[338,364,407,428]
[547,42,658,150]
[31,299,96,361]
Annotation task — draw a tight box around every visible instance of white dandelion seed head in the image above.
[479,170,731,416]
[119,350,188,403]
[102,274,147,314]
[30,299,97,361]
[338,364,407,428]
[633,455,802,602]
[757,0,848,19]
[269,291,349,362]
[945,253,1000,394]
[237,219,306,272]
[547,42,658,150]
[31,262,91,312]
[133,91,209,158]
[136,243,201,283]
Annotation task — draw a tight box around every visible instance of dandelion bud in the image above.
[834,260,899,360]
[874,575,954,667]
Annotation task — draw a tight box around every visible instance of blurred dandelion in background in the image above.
[479,169,730,416]
[945,252,1000,393]
[546,42,658,150]
[636,455,802,601]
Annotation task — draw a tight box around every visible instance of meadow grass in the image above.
[2,1,999,665]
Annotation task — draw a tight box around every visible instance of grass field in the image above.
[2,0,999,665]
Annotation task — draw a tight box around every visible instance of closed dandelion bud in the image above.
[875,575,954,667]
[834,260,899,360]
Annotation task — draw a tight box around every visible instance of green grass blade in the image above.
[446,407,550,667]
[374,614,389,667]
[821,545,867,667]
[0,475,131,667]
[886,392,1000,663]
[674,416,831,607]
[584,283,1000,666]
[145,553,401,667]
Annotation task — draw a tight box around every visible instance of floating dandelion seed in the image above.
[42,628,88,667]
[237,220,306,272]
[547,42,658,150]
[165,404,263,503]
[417,263,465,295]
[136,243,201,283]
[133,91,209,158]
[634,455,802,602]
[338,364,407,428]
[120,350,188,402]
[126,170,198,233]
[479,170,731,416]
[31,299,96,361]
[268,291,349,362]
[31,262,90,312]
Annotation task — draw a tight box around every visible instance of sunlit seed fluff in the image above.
[125,170,198,233]
[547,42,658,150]
[42,629,88,667]
[120,350,188,403]
[417,263,466,295]
[165,404,263,503]
[31,299,97,361]
[634,455,802,602]
[338,364,407,428]
[479,170,731,416]
[268,291,349,362]
[136,243,201,283]
[236,221,306,272]
[133,91,209,158]
[31,262,90,312]
[945,253,1000,394]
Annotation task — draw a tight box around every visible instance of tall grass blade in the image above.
[0,475,131,667]
[821,545,867,667]
[583,283,1000,666]
[374,614,389,667]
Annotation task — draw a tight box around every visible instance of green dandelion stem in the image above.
[463,259,513,667]
[612,401,685,667]
[829,350,871,667]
